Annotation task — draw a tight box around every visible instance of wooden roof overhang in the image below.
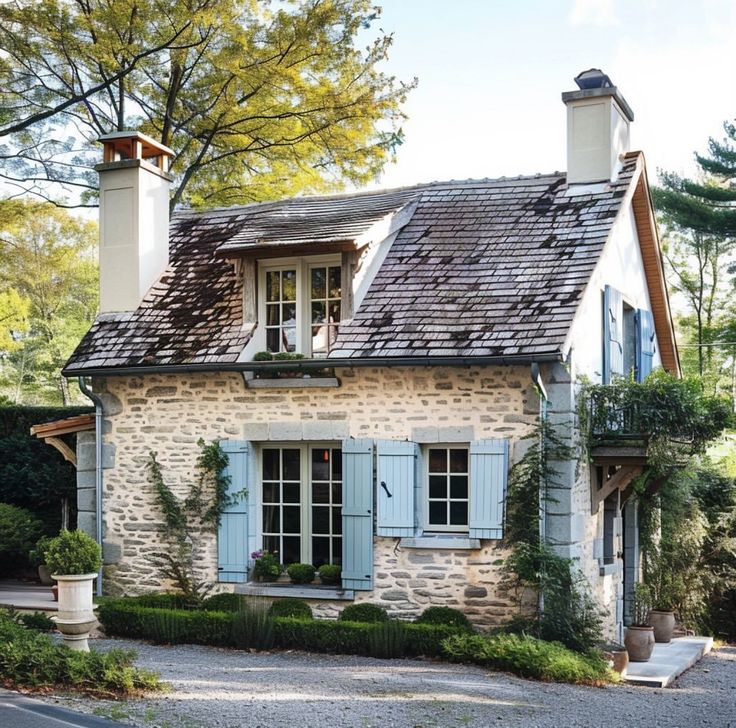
[30,414,95,467]
[215,239,359,261]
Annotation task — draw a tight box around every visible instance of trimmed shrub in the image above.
[268,598,313,620]
[317,564,342,585]
[0,503,44,569]
[0,612,164,695]
[231,602,275,650]
[202,593,245,613]
[441,633,614,685]
[286,563,316,584]
[133,593,192,610]
[416,606,472,631]
[18,611,55,632]
[338,603,389,624]
[45,529,102,575]
[367,620,407,659]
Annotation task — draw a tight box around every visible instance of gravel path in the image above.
[32,639,736,728]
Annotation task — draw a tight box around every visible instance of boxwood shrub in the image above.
[338,603,389,623]
[268,598,313,619]
[201,593,245,613]
[415,606,472,631]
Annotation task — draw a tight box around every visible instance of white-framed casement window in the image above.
[259,256,342,357]
[425,445,470,532]
[259,443,343,567]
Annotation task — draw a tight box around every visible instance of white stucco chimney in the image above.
[96,131,174,313]
[562,69,634,185]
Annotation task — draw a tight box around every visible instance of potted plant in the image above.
[251,549,282,582]
[45,529,102,652]
[624,583,655,662]
[286,563,316,584]
[29,535,55,586]
[646,561,678,643]
[318,564,342,586]
[600,641,629,676]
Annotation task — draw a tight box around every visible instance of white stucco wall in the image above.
[565,200,662,383]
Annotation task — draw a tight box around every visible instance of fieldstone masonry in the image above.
[87,363,613,632]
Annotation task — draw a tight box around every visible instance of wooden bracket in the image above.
[591,464,643,515]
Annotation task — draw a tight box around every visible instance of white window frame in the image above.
[258,255,342,357]
[255,442,343,566]
[422,444,471,534]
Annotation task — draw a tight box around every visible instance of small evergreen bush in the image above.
[317,564,342,585]
[18,611,55,632]
[45,529,102,575]
[0,503,44,568]
[338,603,389,623]
[441,632,614,685]
[415,606,472,631]
[286,563,316,584]
[367,620,407,659]
[268,598,313,620]
[202,592,245,613]
[133,593,192,610]
[231,601,275,650]
[29,535,55,567]
[0,611,164,695]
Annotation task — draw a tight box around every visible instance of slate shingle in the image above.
[64,157,638,373]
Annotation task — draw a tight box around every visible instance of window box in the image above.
[244,376,340,390]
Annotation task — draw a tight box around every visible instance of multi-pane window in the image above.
[310,266,341,356]
[427,447,470,531]
[260,445,342,568]
[265,269,297,353]
[260,259,341,357]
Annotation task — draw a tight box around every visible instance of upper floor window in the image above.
[260,257,341,357]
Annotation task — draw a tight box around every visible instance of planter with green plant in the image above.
[317,564,342,586]
[286,563,316,584]
[251,550,282,582]
[45,529,103,651]
[624,583,655,662]
[29,534,55,586]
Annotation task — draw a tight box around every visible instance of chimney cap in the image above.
[98,130,174,159]
[574,68,613,90]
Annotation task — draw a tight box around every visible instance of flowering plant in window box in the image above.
[251,549,282,582]
[251,351,333,379]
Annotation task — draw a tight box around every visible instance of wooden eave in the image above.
[30,414,95,467]
[624,151,682,377]
[215,240,357,260]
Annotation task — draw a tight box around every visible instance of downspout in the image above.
[530,362,549,615]
[78,377,104,597]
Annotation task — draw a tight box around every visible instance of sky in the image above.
[368,0,736,190]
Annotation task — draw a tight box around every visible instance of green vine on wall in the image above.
[146,439,241,605]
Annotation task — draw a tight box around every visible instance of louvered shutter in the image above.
[635,308,656,382]
[603,285,624,383]
[217,440,251,583]
[341,439,374,590]
[376,440,418,537]
[468,439,509,540]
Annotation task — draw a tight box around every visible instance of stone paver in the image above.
[626,636,714,687]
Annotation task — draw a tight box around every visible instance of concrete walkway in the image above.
[0,690,126,728]
[0,580,57,612]
[626,636,714,687]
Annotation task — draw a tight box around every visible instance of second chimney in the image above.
[562,69,634,185]
[96,131,174,314]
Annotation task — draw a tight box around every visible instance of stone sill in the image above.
[400,536,482,550]
[244,376,340,389]
[599,562,623,576]
[234,583,354,600]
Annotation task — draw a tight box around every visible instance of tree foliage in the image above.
[0,0,414,209]
[0,200,97,404]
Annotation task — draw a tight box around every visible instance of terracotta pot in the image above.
[51,573,98,652]
[602,649,629,676]
[649,610,676,643]
[624,625,655,662]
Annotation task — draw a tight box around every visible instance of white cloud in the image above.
[568,0,620,27]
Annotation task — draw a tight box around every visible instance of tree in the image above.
[0,0,414,210]
[0,201,98,404]
[653,122,736,400]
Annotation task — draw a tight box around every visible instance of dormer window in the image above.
[259,256,342,357]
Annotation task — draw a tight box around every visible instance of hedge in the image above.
[96,599,460,658]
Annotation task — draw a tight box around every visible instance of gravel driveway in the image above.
[33,639,736,728]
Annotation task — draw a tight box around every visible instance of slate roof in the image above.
[64,155,639,373]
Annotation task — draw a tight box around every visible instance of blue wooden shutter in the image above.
[603,285,624,383]
[635,308,656,382]
[376,440,418,537]
[341,438,374,591]
[217,440,251,583]
[469,439,509,540]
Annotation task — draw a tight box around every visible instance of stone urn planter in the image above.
[52,573,99,651]
[44,529,102,652]
[624,625,655,662]
[649,610,676,643]
[38,564,55,586]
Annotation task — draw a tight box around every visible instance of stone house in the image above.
[64,70,679,639]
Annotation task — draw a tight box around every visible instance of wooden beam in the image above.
[44,436,77,467]
[591,445,648,465]
[591,464,643,514]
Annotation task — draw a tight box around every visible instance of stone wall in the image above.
[91,363,560,628]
